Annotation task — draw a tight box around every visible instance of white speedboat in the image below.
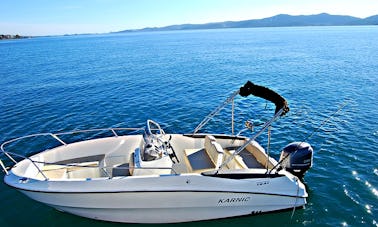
[1,81,313,223]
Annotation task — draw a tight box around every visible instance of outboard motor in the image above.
[279,142,313,178]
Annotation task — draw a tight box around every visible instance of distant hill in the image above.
[117,13,378,33]
[0,34,32,40]
[360,15,378,25]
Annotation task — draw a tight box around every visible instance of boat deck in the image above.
[15,134,272,180]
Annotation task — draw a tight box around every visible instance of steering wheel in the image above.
[146,120,179,163]
[146,120,165,136]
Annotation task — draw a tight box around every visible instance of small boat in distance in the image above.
[1,81,313,223]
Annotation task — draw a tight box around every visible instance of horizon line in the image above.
[2,12,377,37]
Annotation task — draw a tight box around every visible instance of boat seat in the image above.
[112,163,131,177]
[39,165,68,179]
[184,135,224,172]
[224,150,249,169]
[66,167,102,179]
[129,148,173,176]
[184,148,215,172]
[204,135,224,169]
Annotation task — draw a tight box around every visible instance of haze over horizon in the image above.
[1,0,378,36]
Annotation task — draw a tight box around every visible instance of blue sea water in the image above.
[0,26,377,226]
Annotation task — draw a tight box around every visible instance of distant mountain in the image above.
[117,13,378,33]
[360,15,378,25]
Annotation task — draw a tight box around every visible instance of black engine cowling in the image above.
[279,142,313,178]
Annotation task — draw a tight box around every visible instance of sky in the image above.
[1,0,378,36]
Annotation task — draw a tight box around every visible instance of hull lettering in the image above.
[218,197,251,204]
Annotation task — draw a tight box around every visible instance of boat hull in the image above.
[20,190,305,223]
[6,173,307,223]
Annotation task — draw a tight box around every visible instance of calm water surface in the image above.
[0,26,377,226]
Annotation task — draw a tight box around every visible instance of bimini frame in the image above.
[192,81,289,171]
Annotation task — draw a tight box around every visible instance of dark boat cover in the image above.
[239,81,289,116]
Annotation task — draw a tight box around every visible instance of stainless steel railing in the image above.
[0,127,145,179]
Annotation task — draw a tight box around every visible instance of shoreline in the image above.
[0,34,32,40]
